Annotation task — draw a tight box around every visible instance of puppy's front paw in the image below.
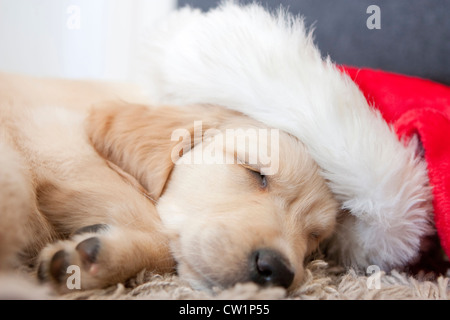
[37,225,108,292]
[36,223,174,293]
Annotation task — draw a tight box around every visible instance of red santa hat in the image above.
[138,1,447,270]
[342,66,450,262]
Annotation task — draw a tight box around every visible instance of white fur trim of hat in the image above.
[136,1,434,271]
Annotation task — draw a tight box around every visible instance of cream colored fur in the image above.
[0,72,337,292]
[137,1,434,270]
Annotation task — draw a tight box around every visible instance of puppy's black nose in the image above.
[249,249,294,289]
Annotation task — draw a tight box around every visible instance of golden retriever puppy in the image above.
[0,72,338,292]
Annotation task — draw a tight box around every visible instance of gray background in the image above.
[178,0,450,85]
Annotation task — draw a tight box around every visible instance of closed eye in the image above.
[310,232,320,240]
[243,165,267,189]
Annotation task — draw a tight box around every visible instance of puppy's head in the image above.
[87,103,338,291]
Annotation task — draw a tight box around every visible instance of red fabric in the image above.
[341,66,450,260]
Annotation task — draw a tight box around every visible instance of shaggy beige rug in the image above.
[60,261,450,300]
[2,258,447,300]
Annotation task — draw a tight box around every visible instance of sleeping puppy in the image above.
[0,73,338,292]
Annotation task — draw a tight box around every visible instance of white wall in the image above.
[0,0,176,81]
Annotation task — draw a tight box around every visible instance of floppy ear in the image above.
[86,102,227,200]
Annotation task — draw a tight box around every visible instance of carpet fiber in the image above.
[0,257,448,299]
[57,260,449,300]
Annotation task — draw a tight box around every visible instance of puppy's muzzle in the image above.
[249,249,294,289]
